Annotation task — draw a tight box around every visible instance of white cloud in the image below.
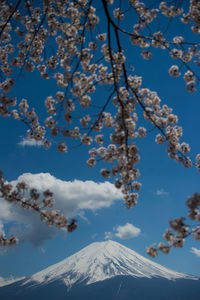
[104,231,113,240]
[156,189,169,196]
[0,173,122,246]
[91,233,97,239]
[115,223,141,240]
[18,138,43,147]
[13,173,122,214]
[0,221,5,235]
[191,247,200,257]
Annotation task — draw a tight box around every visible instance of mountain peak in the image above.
[23,240,195,288]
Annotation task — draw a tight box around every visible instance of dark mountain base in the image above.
[1,276,200,300]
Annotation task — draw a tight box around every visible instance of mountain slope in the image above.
[23,240,195,288]
[0,276,25,287]
[2,276,200,300]
[0,240,199,300]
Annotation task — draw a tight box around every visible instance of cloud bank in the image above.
[0,173,122,247]
[18,138,43,147]
[115,223,141,239]
[0,221,5,235]
[191,247,200,257]
[104,222,141,240]
[156,188,169,196]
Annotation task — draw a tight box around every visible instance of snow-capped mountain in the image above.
[0,241,199,300]
[23,240,195,288]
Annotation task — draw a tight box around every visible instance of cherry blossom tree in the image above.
[0,0,200,255]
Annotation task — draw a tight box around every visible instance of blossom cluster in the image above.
[147,192,200,257]
[0,235,18,246]
[0,171,77,244]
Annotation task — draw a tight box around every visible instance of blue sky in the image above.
[0,0,200,280]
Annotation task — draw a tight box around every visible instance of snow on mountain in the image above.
[22,240,196,288]
[0,276,25,287]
